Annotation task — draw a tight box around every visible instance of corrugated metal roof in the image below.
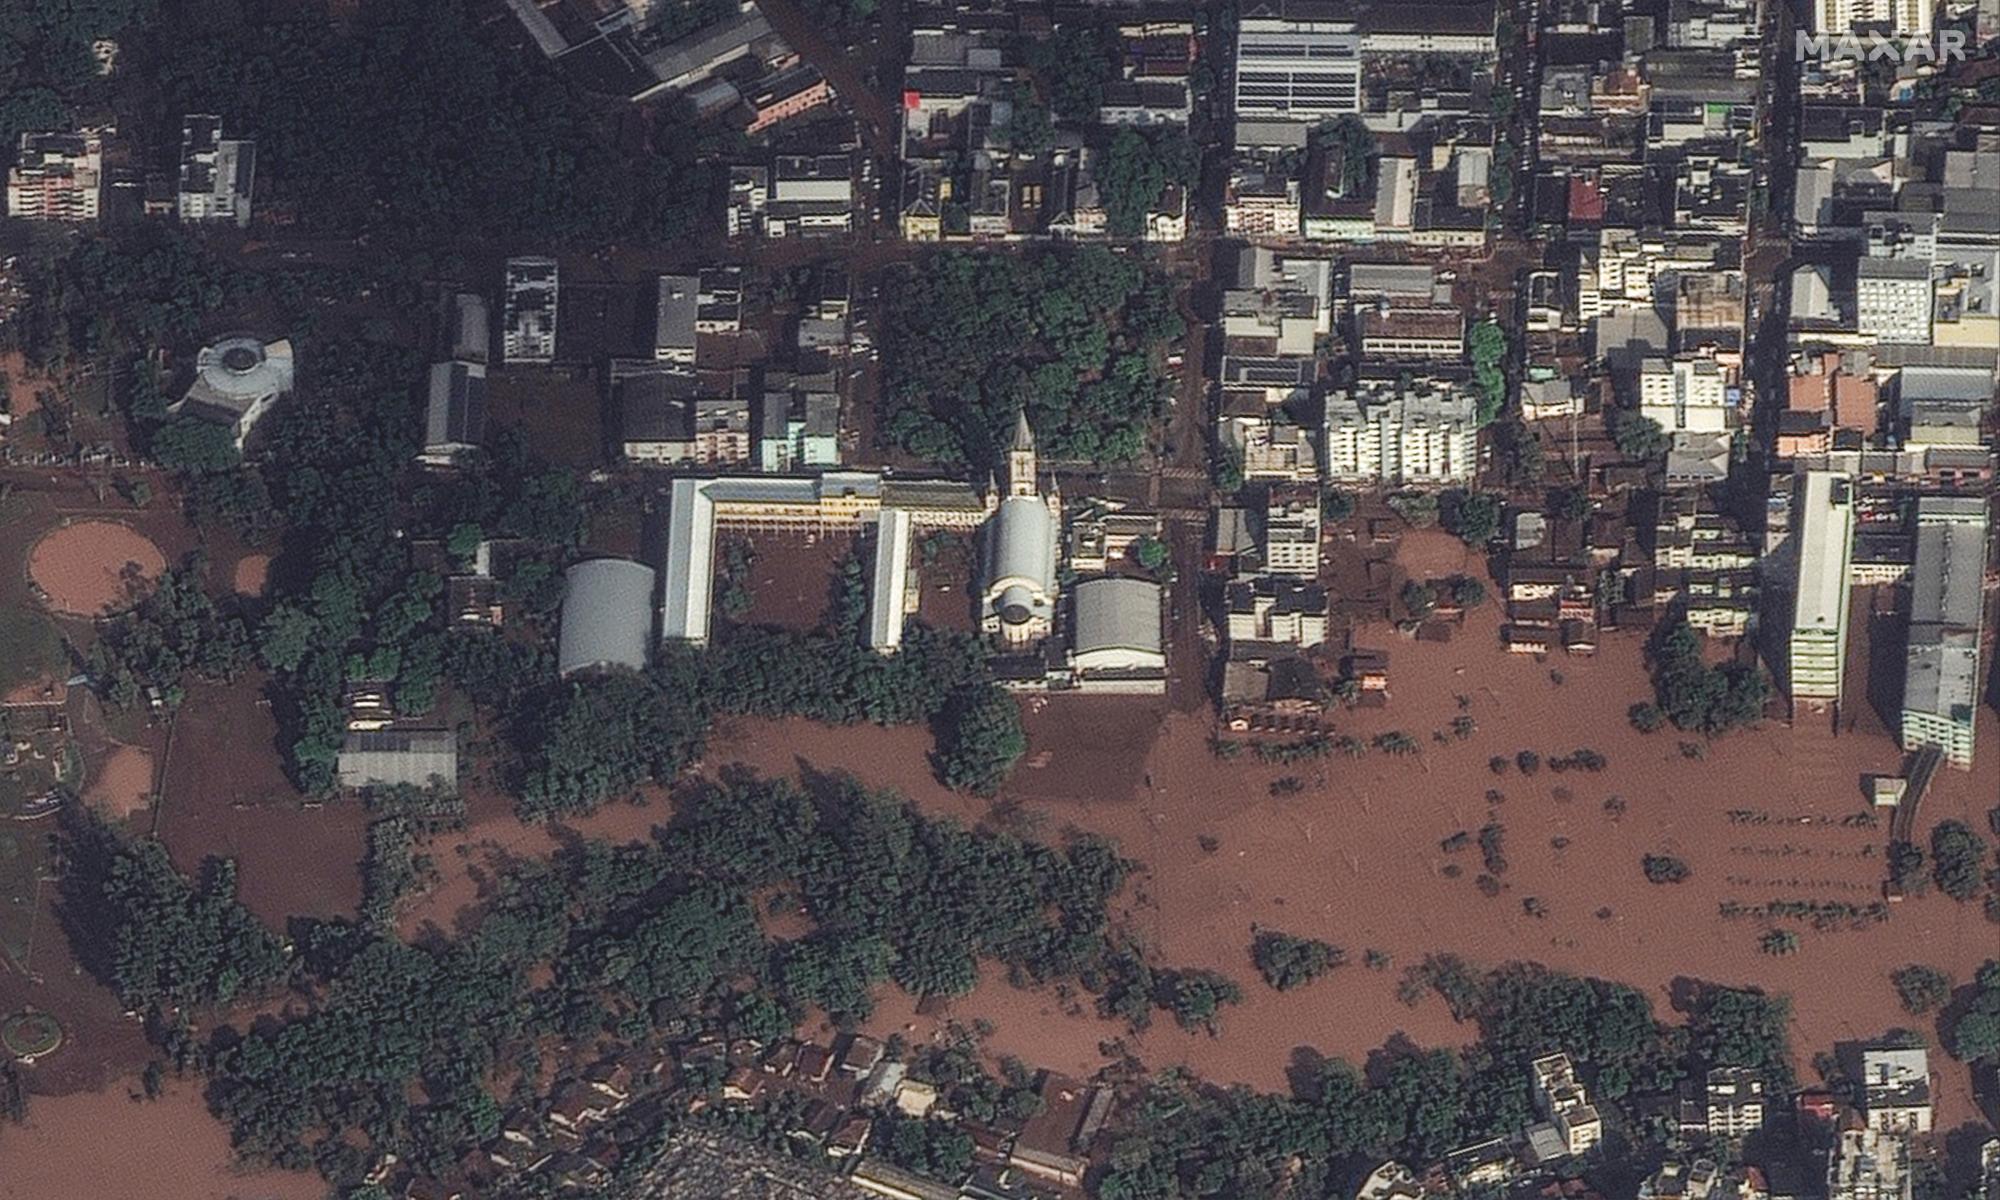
[869,508,912,651]
[660,480,716,644]
[558,558,656,675]
[337,729,457,790]
[1072,577,1164,657]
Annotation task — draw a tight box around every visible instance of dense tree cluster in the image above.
[512,624,1024,820]
[1441,489,1501,546]
[1021,26,1117,122]
[1927,820,1989,901]
[71,770,1139,1182]
[1611,410,1671,460]
[0,0,155,149]
[1645,615,1767,734]
[1950,960,2000,1062]
[1093,962,1788,1200]
[144,0,712,249]
[1251,931,1343,991]
[1098,127,1199,237]
[61,821,285,1012]
[1891,964,1951,1016]
[880,248,1181,468]
[1468,321,1508,427]
[87,557,252,709]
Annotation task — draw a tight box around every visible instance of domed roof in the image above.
[193,335,294,403]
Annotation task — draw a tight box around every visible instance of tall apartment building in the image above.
[502,257,560,365]
[1261,491,1321,578]
[1530,1054,1604,1158]
[1639,357,1730,433]
[6,130,102,222]
[1789,470,1857,706]
[1814,0,1932,35]
[1901,498,1987,769]
[1324,377,1479,485]
[176,115,256,228]
[1856,258,1935,345]
[1234,17,1362,123]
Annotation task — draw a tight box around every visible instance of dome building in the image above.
[979,411,1061,645]
[171,334,294,450]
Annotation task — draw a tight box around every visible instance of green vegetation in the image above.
[59,770,1140,1180]
[1321,489,1356,522]
[1401,580,1437,620]
[1928,820,1988,900]
[1021,26,1116,121]
[880,248,1180,468]
[1099,127,1198,237]
[61,818,285,1012]
[1468,320,1508,426]
[933,684,1027,796]
[1759,929,1800,956]
[1316,117,1376,198]
[0,1011,61,1060]
[1098,965,1767,1197]
[1949,960,2000,1062]
[1387,491,1439,528]
[1646,615,1767,735]
[1628,702,1666,732]
[0,0,152,149]
[1891,965,1950,1015]
[146,0,712,249]
[1611,410,1671,460]
[87,557,253,709]
[1442,490,1501,546]
[1642,854,1690,884]
[512,623,1017,819]
[1252,931,1343,991]
[1888,840,1927,893]
[1132,534,1170,572]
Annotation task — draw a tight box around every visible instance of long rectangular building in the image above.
[1901,498,1987,768]
[1789,471,1857,705]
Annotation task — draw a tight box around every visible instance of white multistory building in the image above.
[1324,377,1479,485]
[1639,357,1730,433]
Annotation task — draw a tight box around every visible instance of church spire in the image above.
[1010,407,1036,452]
[1005,409,1038,497]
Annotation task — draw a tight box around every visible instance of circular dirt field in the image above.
[84,745,155,821]
[27,522,166,616]
[1,1010,62,1061]
[232,553,270,597]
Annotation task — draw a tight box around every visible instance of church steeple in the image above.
[1006,409,1037,497]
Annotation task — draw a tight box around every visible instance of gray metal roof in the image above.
[425,361,486,450]
[1909,522,1984,629]
[337,729,457,790]
[869,508,913,651]
[1072,577,1164,657]
[985,496,1057,600]
[559,558,656,675]
[656,274,698,355]
[1903,629,1977,722]
[660,480,716,644]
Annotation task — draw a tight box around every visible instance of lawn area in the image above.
[0,825,44,973]
[0,599,65,697]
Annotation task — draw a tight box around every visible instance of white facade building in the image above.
[1789,471,1857,705]
[1856,258,1935,346]
[1324,378,1479,484]
[176,114,255,228]
[1639,357,1730,433]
